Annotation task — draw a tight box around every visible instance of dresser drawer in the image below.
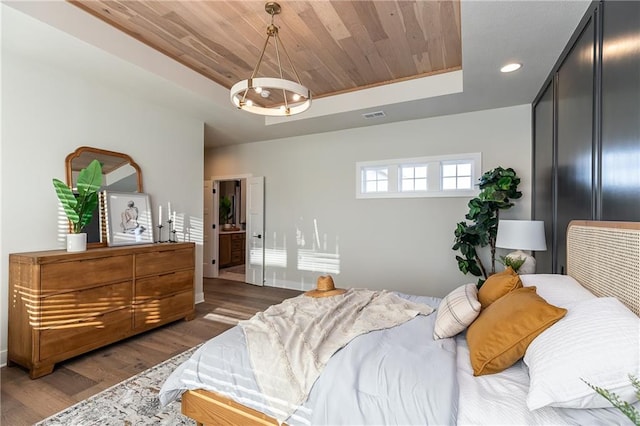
[39,282,132,328]
[39,307,131,361]
[135,248,194,276]
[133,291,193,330]
[134,270,193,302]
[40,255,132,293]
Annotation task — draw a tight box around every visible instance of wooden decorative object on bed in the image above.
[8,242,195,379]
[567,221,640,315]
[180,221,640,426]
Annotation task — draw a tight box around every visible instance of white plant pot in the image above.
[67,233,87,252]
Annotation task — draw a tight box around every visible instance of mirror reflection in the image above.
[65,146,143,245]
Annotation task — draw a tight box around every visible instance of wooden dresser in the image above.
[8,242,195,379]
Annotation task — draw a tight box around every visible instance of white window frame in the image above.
[361,166,390,194]
[399,164,428,192]
[441,160,474,191]
[356,153,481,199]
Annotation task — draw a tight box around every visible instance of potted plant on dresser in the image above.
[52,159,102,252]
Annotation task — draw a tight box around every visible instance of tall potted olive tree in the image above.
[452,167,521,285]
[52,159,103,252]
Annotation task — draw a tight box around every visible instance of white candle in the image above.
[158,205,162,224]
[172,211,176,226]
[167,202,172,220]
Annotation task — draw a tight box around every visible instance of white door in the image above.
[246,176,265,286]
[203,180,219,278]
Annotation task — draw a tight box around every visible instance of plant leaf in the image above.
[53,159,102,232]
[76,159,103,196]
[52,179,79,224]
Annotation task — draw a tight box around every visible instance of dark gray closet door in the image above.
[533,82,555,274]
[556,17,595,275]
[600,1,640,221]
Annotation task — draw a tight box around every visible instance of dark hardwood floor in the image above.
[0,278,301,425]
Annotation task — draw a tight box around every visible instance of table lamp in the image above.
[495,220,547,274]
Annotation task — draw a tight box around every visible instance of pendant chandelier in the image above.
[230,2,311,116]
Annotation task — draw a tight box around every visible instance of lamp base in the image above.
[506,250,536,274]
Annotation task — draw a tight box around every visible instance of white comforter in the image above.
[159,293,459,425]
[241,289,434,421]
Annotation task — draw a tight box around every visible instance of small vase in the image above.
[67,233,87,252]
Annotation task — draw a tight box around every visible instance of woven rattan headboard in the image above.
[567,221,640,316]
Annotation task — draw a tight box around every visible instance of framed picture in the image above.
[104,191,154,246]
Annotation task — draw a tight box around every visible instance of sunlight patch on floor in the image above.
[203,313,241,325]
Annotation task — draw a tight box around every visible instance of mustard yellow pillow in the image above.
[478,271,522,309]
[466,286,567,376]
[495,266,517,276]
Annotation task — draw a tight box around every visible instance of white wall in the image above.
[205,104,532,297]
[0,6,204,365]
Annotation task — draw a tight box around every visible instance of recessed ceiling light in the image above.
[501,63,522,73]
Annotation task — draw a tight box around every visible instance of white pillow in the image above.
[520,274,595,308]
[524,297,640,410]
[433,283,481,340]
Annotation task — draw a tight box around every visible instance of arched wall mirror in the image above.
[65,146,143,246]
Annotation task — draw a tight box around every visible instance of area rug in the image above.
[35,345,200,426]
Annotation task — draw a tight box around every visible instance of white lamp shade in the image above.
[496,220,547,251]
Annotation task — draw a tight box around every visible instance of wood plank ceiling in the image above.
[70,1,461,106]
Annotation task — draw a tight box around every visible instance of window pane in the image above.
[443,177,457,190]
[365,169,377,180]
[378,181,388,192]
[415,166,427,178]
[415,178,427,191]
[402,167,414,179]
[365,181,377,192]
[401,179,413,191]
[443,164,457,177]
[376,169,388,180]
[458,163,472,176]
[457,177,471,189]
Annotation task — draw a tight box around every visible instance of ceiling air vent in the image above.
[362,111,386,119]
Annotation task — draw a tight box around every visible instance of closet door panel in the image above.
[600,1,640,221]
[556,17,595,274]
[533,82,555,274]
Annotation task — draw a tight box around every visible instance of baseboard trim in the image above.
[195,291,205,304]
[1,349,7,368]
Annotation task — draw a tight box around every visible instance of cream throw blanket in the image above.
[239,288,434,422]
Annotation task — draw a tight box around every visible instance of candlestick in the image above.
[167,219,173,242]
[158,205,162,224]
[156,224,164,243]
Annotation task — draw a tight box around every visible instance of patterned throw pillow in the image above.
[433,283,481,340]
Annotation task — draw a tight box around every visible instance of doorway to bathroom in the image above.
[203,176,265,286]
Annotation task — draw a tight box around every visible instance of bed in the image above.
[159,220,640,425]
